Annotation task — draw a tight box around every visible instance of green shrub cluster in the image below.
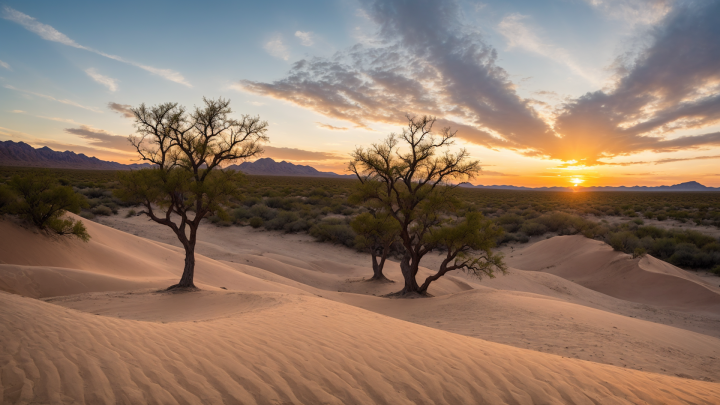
[605,223,720,269]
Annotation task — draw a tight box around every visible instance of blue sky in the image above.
[1,0,719,186]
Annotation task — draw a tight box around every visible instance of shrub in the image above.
[309,218,356,247]
[497,213,524,233]
[520,221,547,236]
[5,170,90,241]
[633,247,647,259]
[607,231,640,253]
[91,205,113,216]
[264,210,300,231]
[711,265,720,276]
[126,209,137,218]
[249,216,264,228]
[249,204,277,220]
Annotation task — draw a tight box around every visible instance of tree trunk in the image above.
[397,252,421,294]
[168,243,197,290]
[368,247,391,281]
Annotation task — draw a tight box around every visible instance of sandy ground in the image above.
[1,210,720,404]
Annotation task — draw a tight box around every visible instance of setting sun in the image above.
[571,177,584,186]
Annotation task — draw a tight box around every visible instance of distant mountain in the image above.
[460,181,720,192]
[227,158,354,178]
[0,140,150,170]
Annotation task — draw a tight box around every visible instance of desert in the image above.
[1,207,720,404]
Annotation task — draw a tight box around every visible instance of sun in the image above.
[571,177,584,186]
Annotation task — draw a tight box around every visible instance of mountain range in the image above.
[0,141,150,170]
[1,140,718,191]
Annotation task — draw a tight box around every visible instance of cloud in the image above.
[0,59,10,70]
[653,154,720,165]
[552,0,720,165]
[481,170,518,177]
[263,146,344,161]
[583,0,673,25]
[108,102,134,118]
[497,14,601,84]
[5,85,102,112]
[238,0,553,153]
[2,6,191,87]
[295,31,314,46]
[64,125,133,151]
[85,68,117,92]
[264,35,289,60]
[11,110,24,113]
[316,122,349,131]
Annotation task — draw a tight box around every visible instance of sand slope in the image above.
[3,214,720,403]
[3,290,720,405]
[507,235,720,313]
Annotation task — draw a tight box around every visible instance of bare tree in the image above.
[115,97,268,289]
[349,115,503,295]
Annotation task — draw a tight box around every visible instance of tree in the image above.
[349,115,503,295]
[350,210,401,281]
[5,170,90,241]
[419,212,504,293]
[115,97,268,290]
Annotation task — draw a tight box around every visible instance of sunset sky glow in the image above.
[1,0,719,187]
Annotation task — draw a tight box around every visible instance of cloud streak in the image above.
[497,14,601,85]
[85,68,117,92]
[5,85,102,113]
[316,122,349,131]
[2,6,191,86]
[64,125,133,151]
[108,102,134,118]
[263,146,344,161]
[0,59,10,70]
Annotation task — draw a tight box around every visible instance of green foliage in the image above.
[249,216,264,228]
[309,218,356,247]
[3,170,90,241]
[606,222,720,269]
[351,211,401,251]
[633,247,647,259]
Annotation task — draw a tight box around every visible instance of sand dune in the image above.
[2,213,720,403]
[4,290,720,404]
[507,235,720,313]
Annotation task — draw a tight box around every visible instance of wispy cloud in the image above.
[497,13,601,85]
[108,102,134,118]
[653,154,720,165]
[295,31,314,46]
[10,110,24,113]
[316,122,349,131]
[64,125,133,151]
[264,35,289,60]
[0,59,10,70]
[5,85,102,113]
[263,146,344,161]
[85,68,117,92]
[2,6,191,87]
[583,0,673,25]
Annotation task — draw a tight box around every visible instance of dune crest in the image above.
[507,235,720,313]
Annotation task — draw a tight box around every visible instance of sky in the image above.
[1,0,719,187]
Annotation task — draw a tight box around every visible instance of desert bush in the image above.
[91,205,113,216]
[496,213,524,232]
[5,170,90,241]
[633,247,647,259]
[607,231,640,252]
[309,218,356,247]
[249,216,264,228]
[249,204,277,220]
[264,210,299,231]
[519,221,547,236]
[126,208,137,218]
